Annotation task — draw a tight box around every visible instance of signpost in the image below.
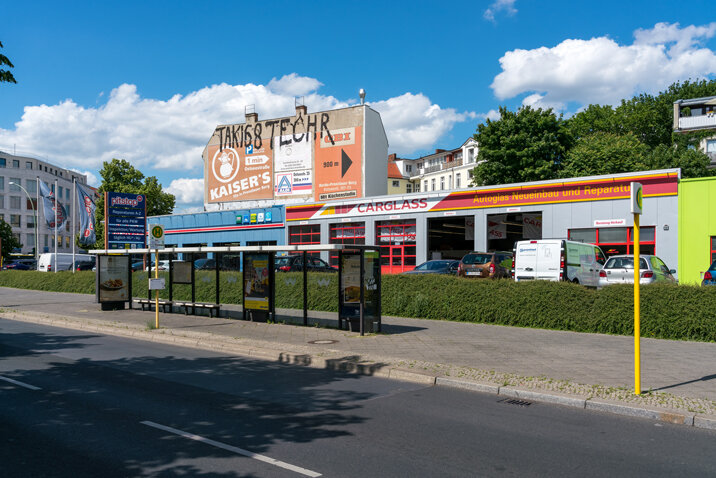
[148,224,165,328]
[104,192,147,250]
[631,182,643,395]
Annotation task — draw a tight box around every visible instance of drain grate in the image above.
[497,398,533,407]
[308,339,338,345]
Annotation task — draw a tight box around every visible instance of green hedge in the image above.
[2,271,715,342]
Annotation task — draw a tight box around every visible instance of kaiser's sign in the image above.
[207,145,272,202]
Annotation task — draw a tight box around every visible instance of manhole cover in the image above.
[497,398,532,407]
[308,340,338,345]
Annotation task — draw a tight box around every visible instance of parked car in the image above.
[38,253,95,272]
[145,260,170,272]
[2,259,36,270]
[702,260,716,286]
[598,255,676,288]
[402,260,459,275]
[513,240,606,286]
[194,258,217,270]
[131,261,146,272]
[72,259,96,271]
[274,255,337,272]
[458,251,512,279]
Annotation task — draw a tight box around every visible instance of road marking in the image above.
[0,375,41,390]
[140,420,321,477]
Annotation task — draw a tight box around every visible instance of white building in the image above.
[0,150,88,255]
[388,138,479,194]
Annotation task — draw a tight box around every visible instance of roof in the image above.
[675,96,716,106]
[387,162,404,179]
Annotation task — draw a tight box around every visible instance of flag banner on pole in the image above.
[39,181,67,228]
[76,182,97,245]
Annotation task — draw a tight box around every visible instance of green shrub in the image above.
[1,270,715,342]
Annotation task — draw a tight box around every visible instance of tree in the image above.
[566,104,621,140]
[0,41,16,84]
[643,145,713,179]
[470,106,571,186]
[0,219,22,261]
[92,159,176,248]
[558,132,648,178]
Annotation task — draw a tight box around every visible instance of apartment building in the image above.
[0,150,88,255]
[387,138,479,194]
[673,96,716,164]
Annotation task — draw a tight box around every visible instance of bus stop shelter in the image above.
[92,244,381,335]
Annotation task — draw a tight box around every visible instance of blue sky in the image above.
[1,0,715,212]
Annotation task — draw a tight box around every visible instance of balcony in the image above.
[413,159,465,177]
[678,114,716,131]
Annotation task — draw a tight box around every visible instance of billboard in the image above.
[314,126,362,202]
[206,143,273,202]
[105,192,146,250]
[205,106,379,204]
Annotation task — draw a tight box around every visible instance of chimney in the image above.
[296,104,307,116]
[435,149,446,154]
[389,153,397,161]
[245,104,258,124]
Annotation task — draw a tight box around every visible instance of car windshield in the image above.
[275,257,293,267]
[415,261,451,271]
[604,257,649,269]
[462,254,492,265]
[709,260,716,271]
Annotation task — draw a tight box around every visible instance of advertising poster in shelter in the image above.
[97,255,130,303]
[341,253,361,305]
[243,254,271,310]
[172,261,192,284]
[314,126,362,202]
[206,144,273,203]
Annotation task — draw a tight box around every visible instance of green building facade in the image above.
[678,177,716,285]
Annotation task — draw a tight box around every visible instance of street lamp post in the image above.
[9,181,38,265]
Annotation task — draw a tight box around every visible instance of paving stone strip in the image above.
[3,307,715,431]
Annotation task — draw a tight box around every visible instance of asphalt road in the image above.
[1,318,715,477]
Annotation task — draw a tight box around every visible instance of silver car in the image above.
[598,255,676,288]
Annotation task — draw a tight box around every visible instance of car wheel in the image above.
[572,278,579,284]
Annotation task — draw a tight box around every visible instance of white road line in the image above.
[140,420,321,477]
[0,375,41,390]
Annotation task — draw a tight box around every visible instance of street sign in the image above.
[630,182,643,215]
[148,224,165,249]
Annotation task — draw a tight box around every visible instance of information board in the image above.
[105,192,147,250]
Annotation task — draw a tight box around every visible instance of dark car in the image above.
[194,258,217,270]
[131,261,146,272]
[275,255,337,272]
[73,259,96,271]
[702,260,716,286]
[458,251,513,278]
[402,260,459,275]
[2,259,36,270]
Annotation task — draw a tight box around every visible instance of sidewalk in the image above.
[1,287,715,428]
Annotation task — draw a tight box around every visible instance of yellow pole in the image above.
[633,215,641,395]
[155,250,159,329]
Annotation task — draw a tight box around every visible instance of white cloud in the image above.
[484,0,517,22]
[491,22,716,110]
[72,169,100,187]
[166,178,204,205]
[370,93,474,153]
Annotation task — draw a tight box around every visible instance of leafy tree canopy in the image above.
[0,40,16,84]
[559,132,648,178]
[92,159,175,248]
[471,106,571,186]
[0,219,22,260]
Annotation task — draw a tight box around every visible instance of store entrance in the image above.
[486,212,542,251]
[427,216,474,260]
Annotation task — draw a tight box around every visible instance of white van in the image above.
[38,253,94,272]
[513,239,606,287]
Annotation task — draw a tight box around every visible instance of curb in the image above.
[3,310,716,431]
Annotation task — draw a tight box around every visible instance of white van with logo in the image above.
[38,253,94,272]
[513,240,606,287]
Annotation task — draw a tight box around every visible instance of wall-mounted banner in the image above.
[314,126,362,202]
[105,192,146,250]
[275,170,313,197]
[274,134,312,172]
[287,171,679,222]
[206,144,273,203]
